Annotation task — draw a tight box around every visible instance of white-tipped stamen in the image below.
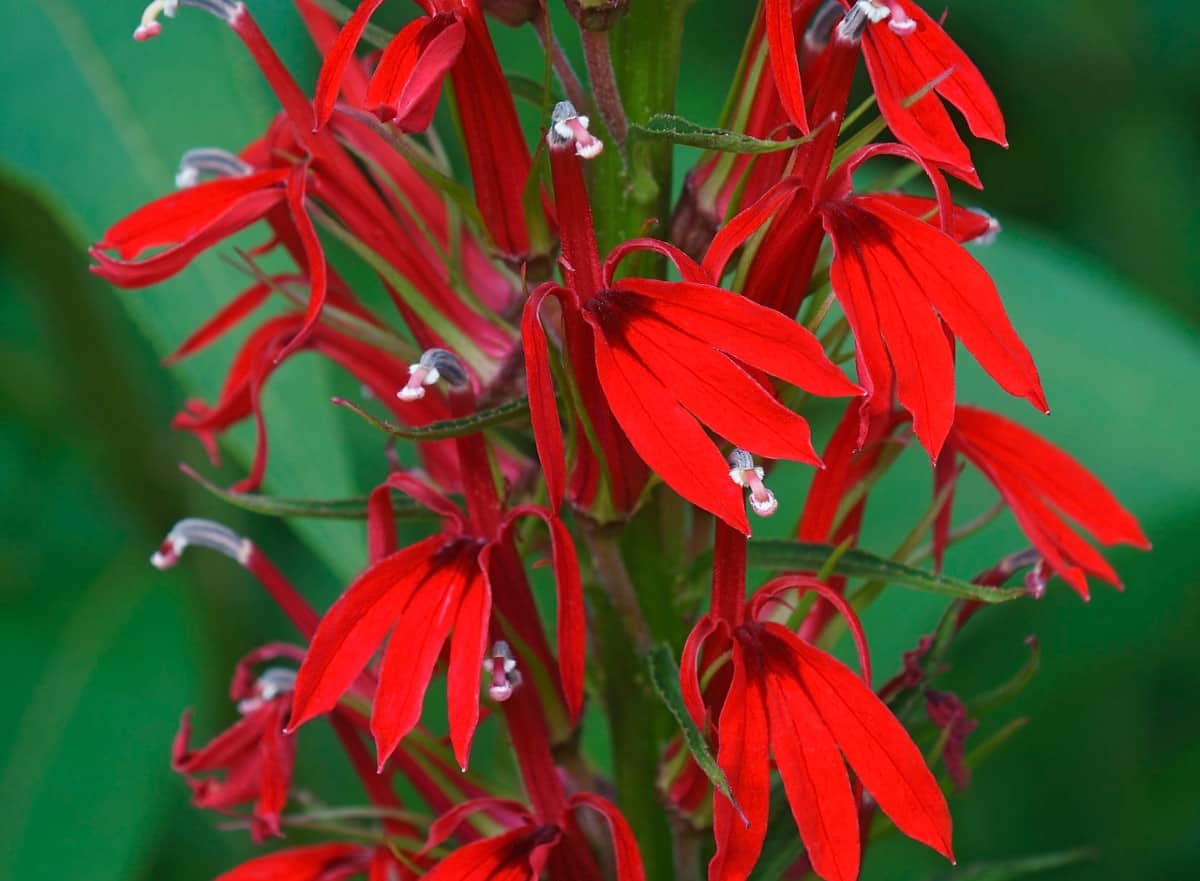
[151,517,252,569]
[134,0,242,40]
[397,348,468,402]
[547,101,605,160]
[237,667,297,713]
[483,640,521,702]
[728,449,779,518]
[836,0,891,44]
[175,148,253,189]
[884,1,917,35]
[967,209,1002,246]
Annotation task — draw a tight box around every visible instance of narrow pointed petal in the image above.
[571,794,648,881]
[702,177,803,281]
[164,279,276,364]
[789,635,954,862]
[709,644,769,881]
[619,311,821,464]
[680,616,721,729]
[618,279,861,399]
[288,535,446,731]
[765,0,810,133]
[870,193,996,244]
[366,15,464,132]
[213,844,362,881]
[591,334,749,534]
[856,196,1046,412]
[253,699,294,841]
[422,828,550,881]
[97,170,289,259]
[313,0,388,129]
[276,163,327,361]
[825,201,955,456]
[954,407,1149,548]
[521,285,568,511]
[762,647,860,881]
[372,553,473,766]
[447,569,490,768]
[366,483,397,564]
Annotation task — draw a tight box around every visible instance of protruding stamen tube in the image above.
[237,667,297,713]
[151,517,251,568]
[547,101,604,160]
[883,1,917,35]
[397,348,469,402]
[804,1,847,55]
[134,0,243,41]
[728,449,779,518]
[836,0,891,45]
[175,148,253,188]
[968,209,1002,246]
[482,640,521,702]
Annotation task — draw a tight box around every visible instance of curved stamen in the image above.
[151,517,251,568]
[836,0,891,45]
[803,1,847,55]
[175,148,253,188]
[483,640,521,702]
[397,348,469,402]
[547,100,604,160]
[237,667,297,713]
[134,0,243,41]
[728,449,779,517]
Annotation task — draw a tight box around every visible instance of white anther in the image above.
[151,518,252,569]
[483,640,521,702]
[397,348,468,402]
[548,101,604,160]
[134,0,242,40]
[836,0,890,43]
[727,450,779,518]
[237,667,297,713]
[175,148,252,189]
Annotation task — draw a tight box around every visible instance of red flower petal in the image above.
[366,14,464,132]
[164,278,277,364]
[617,309,821,464]
[765,0,810,133]
[288,535,447,732]
[617,279,861,399]
[590,332,748,534]
[701,177,803,282]
[521,285,569,512]
[313,0,388,130]
[570,794,648,881]
[372,549,475,767]
[213,844,362,881]
[422,827,556,881]
[761,637,860,881]
[276,163,328,362]
[446,570,491,769]
[790,635,954,862]
[708,642,769,881]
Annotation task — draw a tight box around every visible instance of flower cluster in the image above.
[95,2,1148,880]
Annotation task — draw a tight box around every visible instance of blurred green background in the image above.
[1,2,1196,881]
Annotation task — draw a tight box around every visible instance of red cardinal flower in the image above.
[528,104,861,533]
[852,0,1007,180]
[418,795,645,881]
[940,405,1151,598]
[818,146,1046,457]
[683,527,953,881]
[173,645,304,842]
[287,471,585,770]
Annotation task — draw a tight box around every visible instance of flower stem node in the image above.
[728,449,779,518]
[175,148,253,189]
[563,0,630,32]
[483,640,522,702]
[134,0,243,41]
[836,0,892,45]
[151,518,252,569]
[397,348,469,402]
[548,101,604,160]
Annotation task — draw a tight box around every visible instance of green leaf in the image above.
[747,541,1028,603]
[333,395,531,440]
[644,643,742,817]
[182,465,438,521]
[507,73,561,109]
[629,113,819,154]
[921,848,1098,881]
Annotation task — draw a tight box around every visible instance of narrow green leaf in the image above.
[747,541,1028,603]
[333,395,531,441]
[922,847,1098,881]
[629,113,819,155]
[644,644,742,818]
[181,465,437,521]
